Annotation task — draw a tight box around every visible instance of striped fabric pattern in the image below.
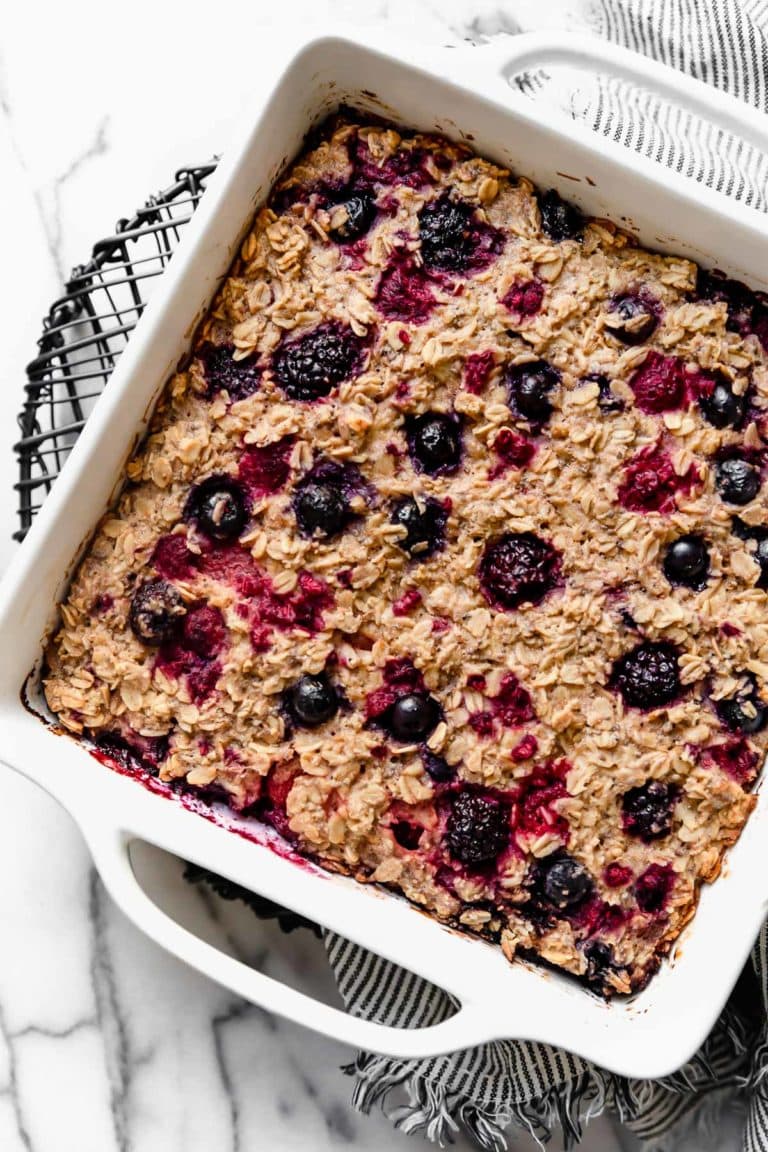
[322,3,768,1148]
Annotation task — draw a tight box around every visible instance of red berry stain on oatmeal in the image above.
[259,762,300,841]
[155,603,226,704]
[635,862,675,913]
[468,673,535,738]
[628,351,691,414]
[352,138,439,190]
[617,443,700,514]
[490,429,536,478]
[238,437,293,495]
[511,758,570,845]
[604,862,634,888]
[574,898,629,935]
[511,734,538,761]
[365,658,425,721]
[720,621,742,638]
[463,350,495,394]
[502,277,545,322]
[152,534,199,580]
[392,588,422,616]
[431,617,451,634]
[375,252,437,323]
[90,593,114,615]
[700,738,760,788]
[249,570,334,651]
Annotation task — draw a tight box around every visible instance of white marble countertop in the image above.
[0,4,741,1149]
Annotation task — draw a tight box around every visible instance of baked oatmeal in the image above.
[44,113,768,995]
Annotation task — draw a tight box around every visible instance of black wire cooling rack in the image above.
[14,162,218,541]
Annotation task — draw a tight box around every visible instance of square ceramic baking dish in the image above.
[2,29,768,1078]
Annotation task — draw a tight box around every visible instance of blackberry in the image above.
[129,580,186,645]
[199,344,261,401]
[272,322,364,401]
[418,194,501,273]
[479,532,563,611]
[621,780,680,841]
[610,641,681,710]
[539,189,583,242]
[446,791,510,867]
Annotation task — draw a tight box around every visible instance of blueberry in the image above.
[389,693,441,742]
[587,372,624,414]
[757,537,768,589]
[539,189,583,242]
[604,293,659,345]
[446,791,510,866]
[390,496,447,557]
[699,378,746,428]
[391,821,423,850]
[610,641,681,710]
[479,532,563,611]
[272,322,364,401]
[287,673,339,727]
[621,780,680,841]
[731,517,768,588]
[716,674,767,734]
[129,579,186,645]
[421,750,455,783]
[506,360,560,424]
[583,941,615,988]
[293,482,349,538]
[536,852,593,910]
[716,457,761,505]
[663,535,710,588]
[185,476,247,542]
[407,413,462,474]
[328,193,376,242]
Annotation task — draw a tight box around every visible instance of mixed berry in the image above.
[446,791,510,866]
[479,532,563,611]
[130,580,186,645]
[287,673,340,728]
[390,496,447,558]
[272,322,364,400]
[185,476,248,542]
[505,360,560,425]
[418,194,503,274]
[604,291,660,346]
[663,535,710,588]
[406,412,462,475]
[538,189,583,242]
[610,641,682,710]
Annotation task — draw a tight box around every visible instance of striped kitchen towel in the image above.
[322,3,768,1149]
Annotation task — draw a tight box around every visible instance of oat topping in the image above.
[44,114,768,996]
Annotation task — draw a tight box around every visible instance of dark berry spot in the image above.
[535,852,593,910]
[129,580,186,645]
[406,412,462,475]
[292,459,363,539]
[446,791,510,866]
[506,360,560,425]
[663,535,710,588]
[287,673,339,728]
[390,496,447,557]
[610,641,682,710]
[716,673,767,734]
[294,483,349,538]
[375,252,436,323]
[272,322,364,401]
[605,292,660,345]
[391,821,423,850]
[716,457,761,505]
[583,941,615,987]
[479,532,563,611]
[184,476,247,542]
[753,538,768,589]
[628,351,687,414]
[699,376,746,428]
[418,194,502,274]
[421,750,455,783]
[539,189,583,242]
[502,277,544,321]
[621,780,680,841]
[587,372,624,413]
[199,344,261,401]
[328,193,377,242]
[634,863,675,914]
[617,444,700,514]
[389,693,441,742]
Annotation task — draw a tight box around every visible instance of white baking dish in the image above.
[2,29,768,1078]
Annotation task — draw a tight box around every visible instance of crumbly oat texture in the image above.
[45,114,768,996]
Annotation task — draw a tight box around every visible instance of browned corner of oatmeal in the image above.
[44,112,768,997]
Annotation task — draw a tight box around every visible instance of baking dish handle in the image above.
[431,31,768,164]
[87,824,497,1059]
